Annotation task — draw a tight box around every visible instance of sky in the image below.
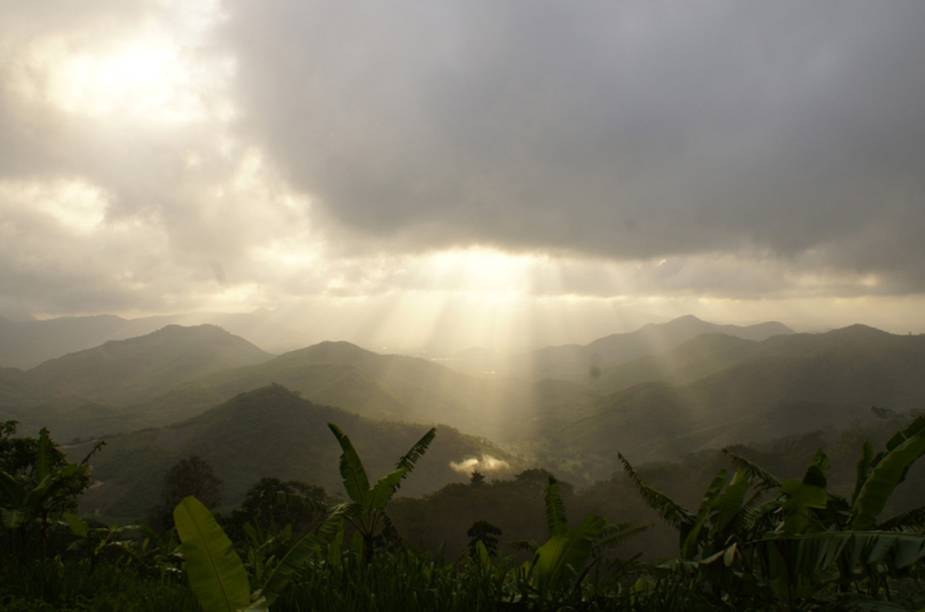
[1,1,925,351]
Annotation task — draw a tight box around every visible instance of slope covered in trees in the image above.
[68,384,517,520]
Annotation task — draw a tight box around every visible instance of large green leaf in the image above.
[532,514,606,594]
[882,415,925,455]
[619,453,693,531]
[878,505,925,531]
[712,471,749,535]
[544,476,568,537]
[368,468,408,510]
[723,449,781,490]
[780,454,829,535]
[680,470,749,559]
[259,503,347,605]
[173,496,252,612]
[851,430,925,529]
[396,427,436,473]
[753,530,925,585]
[327,424,370,505]
[681,470,728,559]
[780,478,827,535]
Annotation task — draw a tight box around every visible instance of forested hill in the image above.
[68,384,517,520]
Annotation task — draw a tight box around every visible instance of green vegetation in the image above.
[3,415,925,611]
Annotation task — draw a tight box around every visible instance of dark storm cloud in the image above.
[223,0,925,290]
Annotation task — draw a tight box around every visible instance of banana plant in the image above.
[618,453,755,562]
[519,476,642,605]
[174,495,345,612]
[850,415,925,530]
[326,423,436,561]
[0,428,103,556]
[174,496,258,612]
[723,414,925,533]
[718,418,925,604]
[748,528,925,604]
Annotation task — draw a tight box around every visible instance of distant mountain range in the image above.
[7,313,925,510]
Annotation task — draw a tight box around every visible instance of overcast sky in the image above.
[1,1,924,347]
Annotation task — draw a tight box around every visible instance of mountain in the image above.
[25,324,272,404]
[68,384,518,520]
[521,315,792,383]
[591,333,760,394]
[107,340,545,442]
[0,314,181,369]
[0,367,25,408]
[15,318,922,496]
[7,331,591,443]
[549,325,925,480]
[2,325,273,437]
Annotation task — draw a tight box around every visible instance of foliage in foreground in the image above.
[2,416,925,611]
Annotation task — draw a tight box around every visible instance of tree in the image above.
[230,477,327,535]
[0,424,102,557]
[470,470,486,486]
[152,456,223,530]
[467,520,501,558]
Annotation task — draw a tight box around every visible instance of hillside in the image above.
[591,333,759,394]
[393,412,925,561]
[549,325,925,480]
[2,325,273,438]
[70,384,518,520]
[114,340,543,441]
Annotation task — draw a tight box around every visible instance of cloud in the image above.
[222,0,925,290]
[0,0,924,322]
[449,454,511,476]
